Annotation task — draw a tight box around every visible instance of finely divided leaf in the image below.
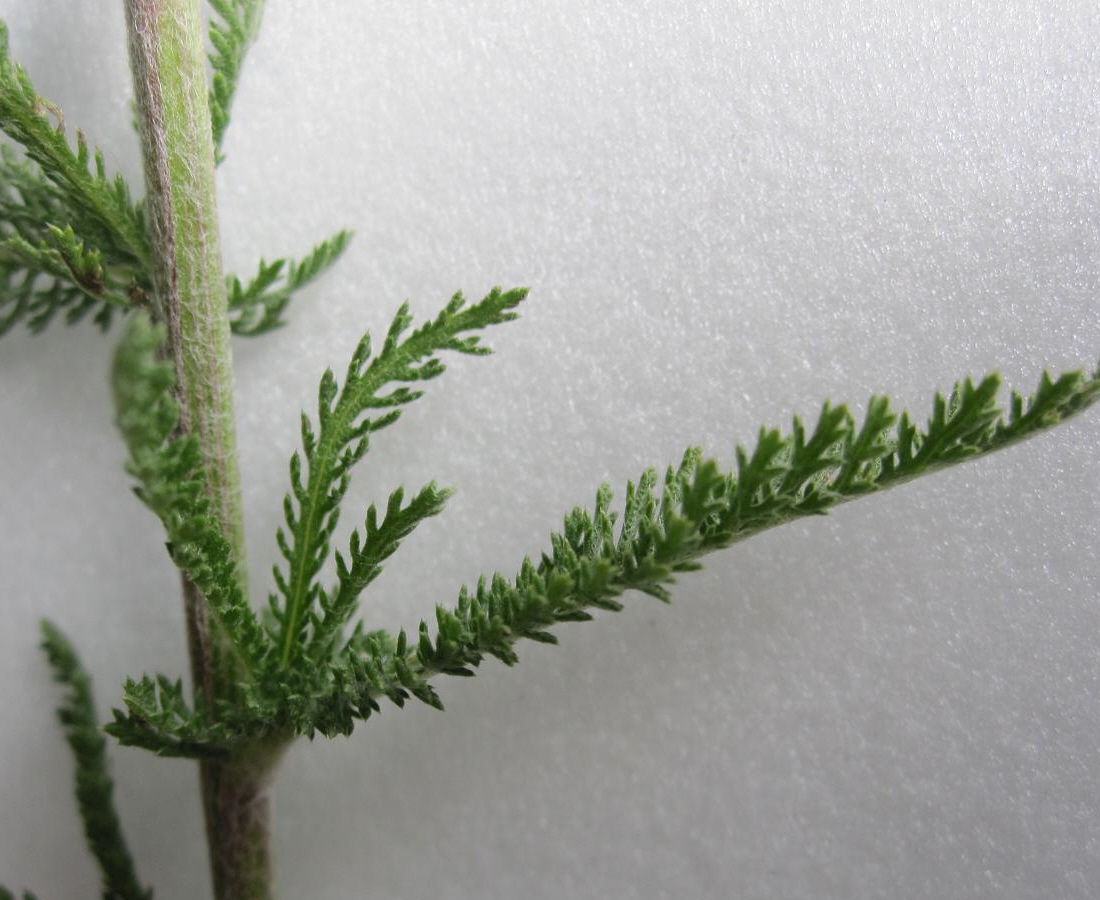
[208,0,265,162]
[0,25,149,335]
[104,356,1100,754]
[270,287,527,670]
[105,675,233,759]
[306,481,453,663]
[227,230,351,335]
[0,23,148,264]
[292,363,1100,736]
[40,621,154,900]
[111,313,269,674]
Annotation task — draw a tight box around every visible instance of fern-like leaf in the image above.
[208,0,265,162]
[0,26,150,336]
[0,226,130,335]
[0,23,148,265]
[111,313,269,674]
[271,287,527,670]
[0,139,146,337]
[307,482,453,664]
[289,363,1100,736]
[227,230,351,335]
[100,361,1100,753]
[40,621,154,900]
[104,675,235,759]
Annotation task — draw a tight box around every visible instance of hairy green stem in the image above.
[200,740,288,900]
[124,2,277,898]
[124,0,245,578]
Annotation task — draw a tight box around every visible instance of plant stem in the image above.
[123,0,245,575]
[200,740,287,900]
[124,2,278,897]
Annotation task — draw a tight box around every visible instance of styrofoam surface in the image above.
[1,2,1098,898]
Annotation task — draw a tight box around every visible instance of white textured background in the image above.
[1,2,1099,898]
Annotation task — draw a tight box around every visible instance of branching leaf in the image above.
[227,230,351,335]
[285,363,1100,737]
[270,286,527,670]
[0,23,147,265]
[0,26,149,336]
[306,481,453,664]
[105,675,233,760]
[95,360,1100,754]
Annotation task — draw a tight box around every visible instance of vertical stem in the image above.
[123,0,246,582]
[124,2,278,898]
[201,741,287,900]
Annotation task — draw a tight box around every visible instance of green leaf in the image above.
[0,23,150,336]
[0,139,148,336]
[111,312,270,675]
[207,0,266,162]
[306,481,453,663]
[104,675,231,760]
[104,359,1100,753]
[40,621,154,900]
[271,286,527,670]
[227,229,351,335]
[293,362,1100,736]
[0,23,148,267]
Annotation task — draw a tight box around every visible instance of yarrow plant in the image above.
[1,3,1098,899]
